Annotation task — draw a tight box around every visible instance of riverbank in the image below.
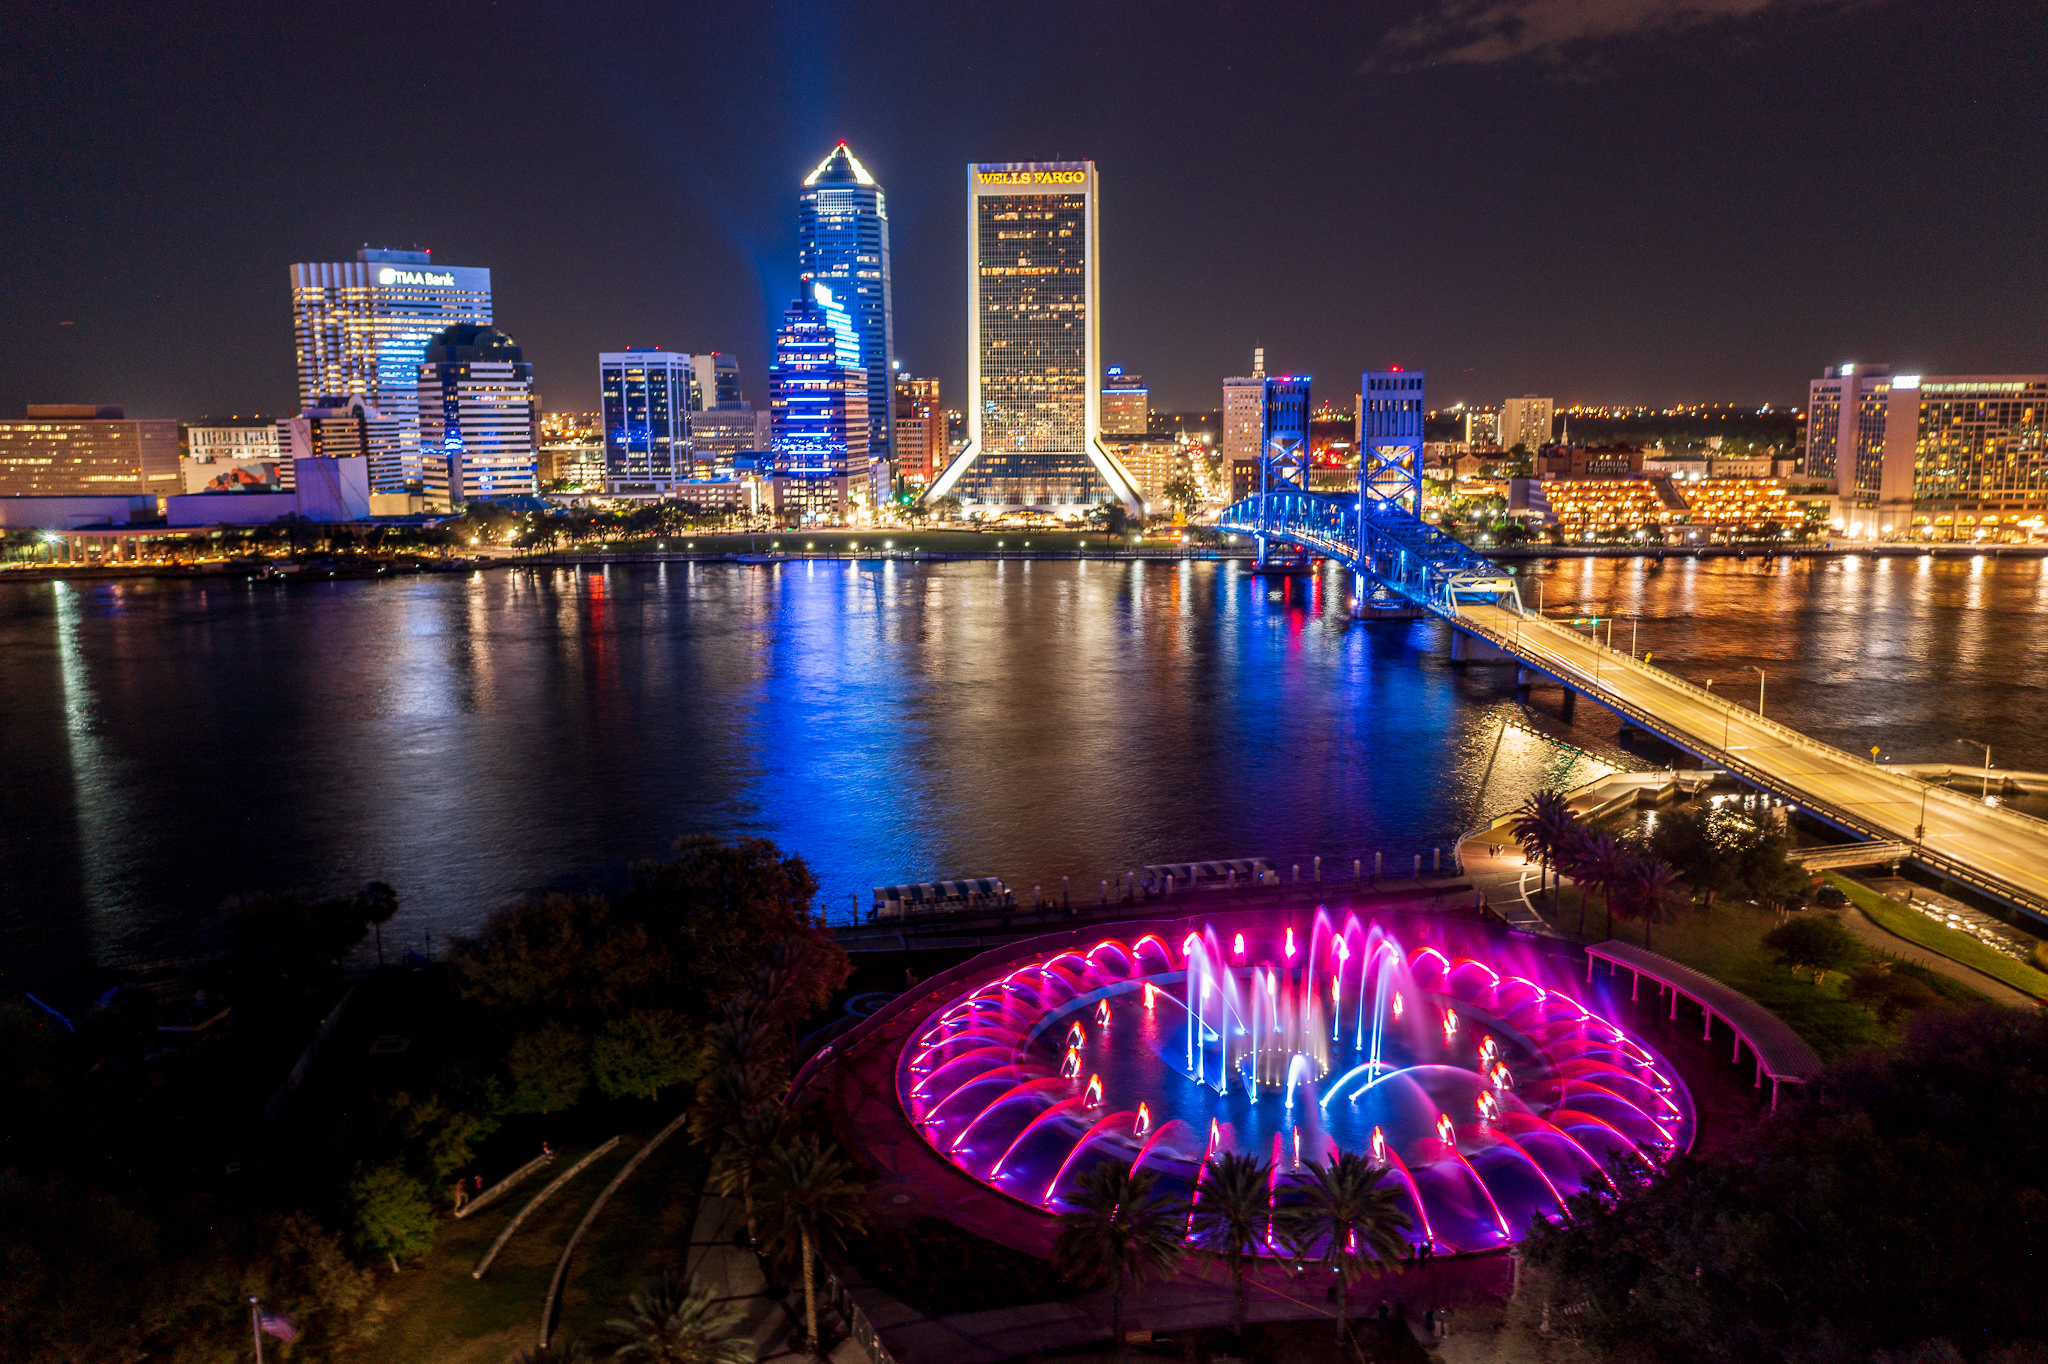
[9,529,2045,585]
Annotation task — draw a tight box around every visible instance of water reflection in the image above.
[0,554,2042,984]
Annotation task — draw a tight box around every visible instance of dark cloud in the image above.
[1372,0,1834,69]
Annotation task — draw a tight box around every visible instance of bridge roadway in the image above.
[1447,602,2048,921]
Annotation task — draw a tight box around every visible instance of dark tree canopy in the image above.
[1525,1005,2048,1363]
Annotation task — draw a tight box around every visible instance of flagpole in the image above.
[250,1297,264,1364]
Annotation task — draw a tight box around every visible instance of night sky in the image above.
[2,0,2041,420]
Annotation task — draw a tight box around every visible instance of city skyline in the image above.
[4,2,2040,423]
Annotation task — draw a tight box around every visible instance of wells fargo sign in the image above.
[976,169,1086,186]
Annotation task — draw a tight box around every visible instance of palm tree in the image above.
[1511,790,1576,919]
[1568,831,1627,939]
[1613,856,1682,952]
[1186,1151,1273,1339]
[606,1271,755,1363]
[712,1104,790,1246]
[1052,1161,1189,1364]
[758,1136,867,1359]
[1279,1153,1412,1345]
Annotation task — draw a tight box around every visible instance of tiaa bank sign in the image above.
[377,267,456,287]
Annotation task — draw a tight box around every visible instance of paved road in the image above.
[1455,604,2048,918]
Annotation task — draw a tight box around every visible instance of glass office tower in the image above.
[799,144,894,466]
[291,247,492,490]
[928,161,1141,512]
[600,349,692,495]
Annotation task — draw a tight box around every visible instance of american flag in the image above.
[258,1312,298,1343]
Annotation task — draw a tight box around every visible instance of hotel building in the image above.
[290,247,492,488]
[928,160,1141,512]
[0,405,179,498]
[799,145,894,465]
[1807,364,2048,538]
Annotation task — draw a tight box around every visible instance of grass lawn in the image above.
[1823,874,2048,1001]
[1559,888,1917,1059]
[342,1128,703,1364]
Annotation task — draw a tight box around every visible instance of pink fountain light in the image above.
[896,911,1696,1254]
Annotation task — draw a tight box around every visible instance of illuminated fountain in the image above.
[899,910,1695,1253]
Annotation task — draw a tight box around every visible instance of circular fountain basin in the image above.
[898,910,1695,1254]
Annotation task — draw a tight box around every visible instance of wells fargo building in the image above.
[928,162,1142,512]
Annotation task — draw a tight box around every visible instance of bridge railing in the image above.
[1451,606,2048,917]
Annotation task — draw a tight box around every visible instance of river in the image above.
[3,552,2043,988]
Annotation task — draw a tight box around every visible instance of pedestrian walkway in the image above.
[682,1194,866,1363]
[1829,895,2037,1009]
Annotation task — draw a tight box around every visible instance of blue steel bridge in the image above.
[1217,462,2048,926]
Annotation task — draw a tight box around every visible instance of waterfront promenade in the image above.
[1452,603,2048,919]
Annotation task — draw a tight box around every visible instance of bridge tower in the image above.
[1256,373,1312,571]
[1355,367,1427,596]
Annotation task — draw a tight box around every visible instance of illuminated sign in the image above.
[976,170,1086,186]
[377,267,456,287]
[1893,374,1921,389]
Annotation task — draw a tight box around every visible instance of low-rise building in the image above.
[1537,444,1645,478]
[181,416,283,493]
[1511,475,1686,537]
[0,406,180,499]
[1681,478,1805,537]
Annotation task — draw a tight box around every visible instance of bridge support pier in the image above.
[1450,631,1513,664]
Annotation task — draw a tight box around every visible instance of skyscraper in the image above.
[600,348,692,495]
[416,324,536,504]
[769,283,868,524]
[798,144,894,465]
[928,160,1142,512]
[1500,395,1555,453]
[689,352,745,411]
[1101,367,1149,435]
[894,373,942,485]
[290,247,492,490]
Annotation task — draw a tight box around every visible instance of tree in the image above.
[1760,915,1860,983]
[1052,1161,1189,1364]
[1524,1007,2048,1363]
[1280,1153,1411,1344]
[712,1104,790,1246]
[1511,790,1577,919]
[1611,856,1682,952]
[1844,962,1945,1025]
[1186,1151,1272,1339]
[345,1163,436,1269]
[1646,807,1737,909]
[1161,474,1200,518]
[606,1271,756,1363]
[592,1008,702,1102]
[360,879,398,971]
[758,1136,867,1357]
[927,493,962,522]
[1566,831,1628,939]
[507,1020,590,1113]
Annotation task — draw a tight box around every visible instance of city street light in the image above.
[1749,665,1766,718]
[1704,678,1731,751]
[1958,737,1993,800]
[1916,780,1932,842]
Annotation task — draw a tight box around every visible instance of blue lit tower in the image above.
[1255,373,1311,569]
[769,282,869,525]
[1360,368,1424,516]
[798,144,894,468]
[599,348,691,495]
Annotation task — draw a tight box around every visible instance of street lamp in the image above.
[1704,678,1730,751]
[1915,780,1931,842]
[1958,737,1992,800]
[1749,665,1766,718]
